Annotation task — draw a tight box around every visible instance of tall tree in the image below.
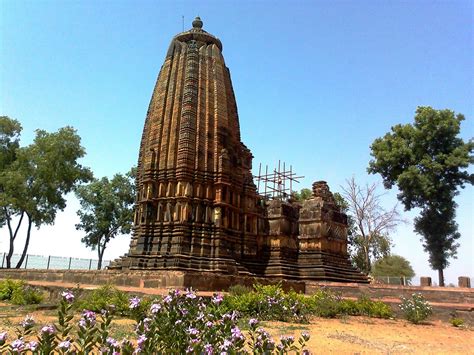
[0,118,92,268]
[338,177,403,274]
[372,254,415,283]
[368,106,473,286]
[75,168,136,269]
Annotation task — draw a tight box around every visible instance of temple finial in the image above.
[192,16,203,29]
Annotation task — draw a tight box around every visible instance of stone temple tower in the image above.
[110,17,266,273]
[110,17,367,283]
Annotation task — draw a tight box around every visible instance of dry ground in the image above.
[1,302,472,354]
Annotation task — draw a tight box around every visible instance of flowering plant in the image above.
[399,293,432,324]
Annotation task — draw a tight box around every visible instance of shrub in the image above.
[355,295,393,319]
[0,279,24,301]
[75,284,132,315]
[11,285,44,305]
[307,289,341,318]
[0,279,43,305]
[399,293,432,324]
[222,283,310,323]
[450,318,464,327]
[0,289,310,354]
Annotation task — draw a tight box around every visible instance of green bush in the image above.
[355,295,393,319]
[75,284,132,315]
[11,285,44,305]
[0,279,43,305]
[222,283,310,323]
[399,293,432,324]
[450,317,464,327]
[0,279,24,300]
[307,289,341,318]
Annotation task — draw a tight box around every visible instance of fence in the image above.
[0,253,110,270]
[372,276,417,286]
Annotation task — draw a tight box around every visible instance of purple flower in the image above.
[61,290,75,303]
[129,296,141,309]
[301,332,310,341]
[231,326,243,340]
[79,310,96,328]
[175,319,182,325]
[185,289,197,299]
[107,337,120,348]
[163,295,173,304]
[0,331,7,345]
[11,338,25,352]
[83,310,96,322]
[20,315,35,328]
[220,339,233,351]
[187,327,199,336]
[204,343,214,355]
[248,318,259,327]
[137,334,147,349]
[150,303,161,314]
[41,324,56,335]
[212,293,224,304]
[181,308,189,316]
[205,321,213,328]
[58,340,71,350]
[27,340,38,351]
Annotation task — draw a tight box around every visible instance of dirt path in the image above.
[265,317,472,354]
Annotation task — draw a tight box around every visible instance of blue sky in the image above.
[1,0,472,284]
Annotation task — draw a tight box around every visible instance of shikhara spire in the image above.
[110,18,367,283]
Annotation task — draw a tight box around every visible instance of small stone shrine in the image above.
[110,18,367,283]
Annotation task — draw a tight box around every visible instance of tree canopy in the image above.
[368,106,473,286]
[372,254,415,282]
[0,116,92,268]
[75,168,136,269]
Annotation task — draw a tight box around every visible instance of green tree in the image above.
[372,255,415,283]
[0,117,22,232]
[75,168,136,269]
[368,107,473,286]
[338,177,403,274]
[292,188,312,202]
[0,118,92,268]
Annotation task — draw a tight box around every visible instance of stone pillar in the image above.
[458,276,471,288]
[420,277,432,287]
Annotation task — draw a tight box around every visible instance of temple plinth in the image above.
[110,18,367,283]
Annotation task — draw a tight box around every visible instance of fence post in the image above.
[88,259,92,270]
[24,254,29,269]
[68,257,72,270]
[1,253,5,268]
[46,255,51,269]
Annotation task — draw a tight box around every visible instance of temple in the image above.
[110,18,367,283]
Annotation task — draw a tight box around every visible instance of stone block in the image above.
[420,277,432,287]
[458,276,471,288]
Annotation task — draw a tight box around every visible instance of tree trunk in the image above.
[438,268,445,287]
[5,209,24,269]
[16,214,32,269]
[364,244,370,274]
[97,246,103,270]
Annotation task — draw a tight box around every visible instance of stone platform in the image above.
[0,269,305,292]
[1,269,472,324]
